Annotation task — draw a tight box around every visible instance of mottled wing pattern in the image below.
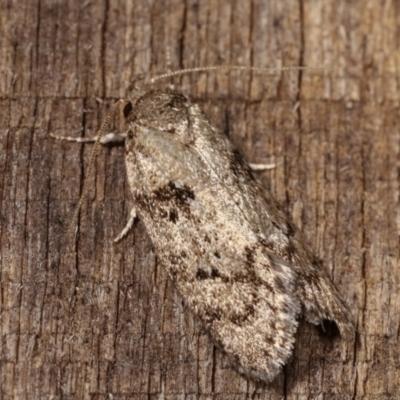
[124,89,354,382]
[187,97,354,338]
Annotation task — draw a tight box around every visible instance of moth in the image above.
[53,70,354,383]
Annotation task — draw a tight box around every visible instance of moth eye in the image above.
[123,101,133,119]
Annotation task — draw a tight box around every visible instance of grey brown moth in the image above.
[53,73,354,383]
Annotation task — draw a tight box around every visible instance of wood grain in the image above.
[1,0,399,398]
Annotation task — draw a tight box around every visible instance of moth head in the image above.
[125,90,192,141]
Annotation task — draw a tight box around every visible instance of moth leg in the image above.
[114,208,137,243]
[50,132,127,145]
[249,162,276,171]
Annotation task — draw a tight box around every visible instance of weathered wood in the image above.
[1,0,399,398]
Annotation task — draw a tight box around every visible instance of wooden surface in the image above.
[1,0,399,398]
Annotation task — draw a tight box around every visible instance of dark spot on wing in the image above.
[135,181,195,220]
[196,268,208,280]
[153,181,195,203]
[196,268,221,280]
[169,209,178,223]
[244,245,256,264]
[211,268,220,278]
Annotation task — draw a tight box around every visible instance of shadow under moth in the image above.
[52,67,354,383]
